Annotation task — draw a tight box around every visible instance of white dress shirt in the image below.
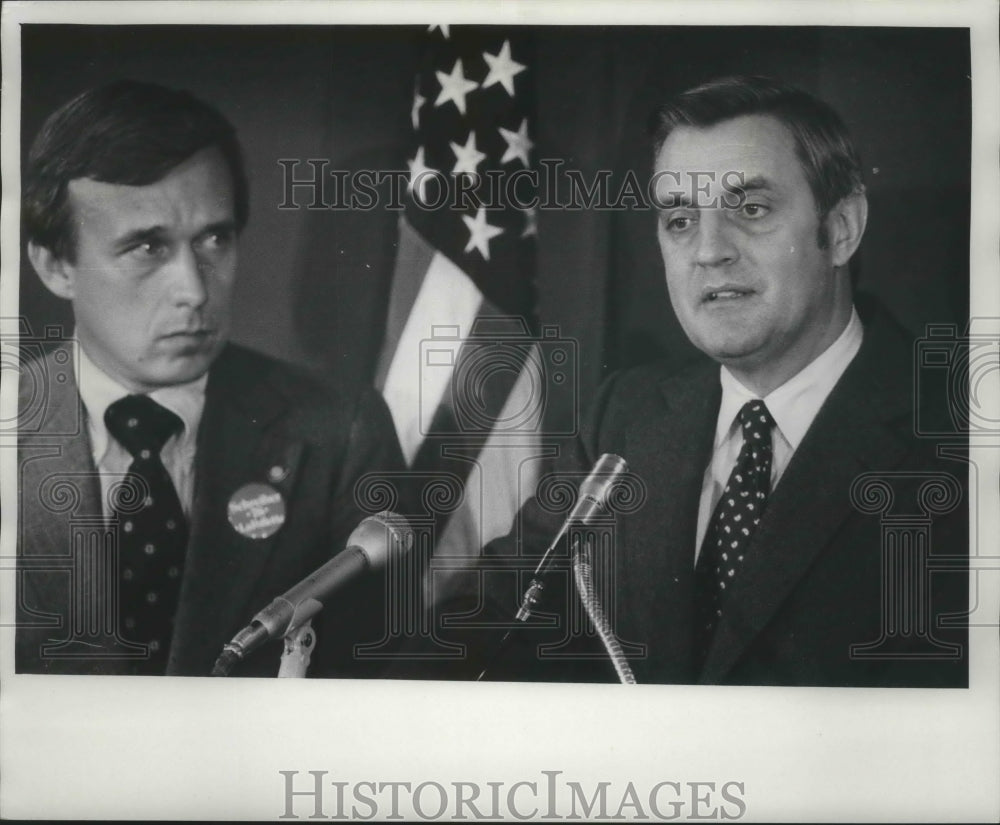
[74,341,207,520]
[694,308,864,560]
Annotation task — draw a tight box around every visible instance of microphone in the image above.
[211,511,413,676]
[514,453,628,621]
[475,453,628,681]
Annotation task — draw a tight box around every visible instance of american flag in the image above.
[375,25,544,570]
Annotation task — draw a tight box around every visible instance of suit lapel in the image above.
[18,346,111,662]
[18,344,103,552]
[700,314,914,682]
[168,348,305,674]
[621,364,719,684]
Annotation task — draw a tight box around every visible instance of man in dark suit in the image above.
[453,76,968,687]
[16,80,406,677]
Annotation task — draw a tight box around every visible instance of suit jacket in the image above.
[435,298,968,687]
[16,343,406,677]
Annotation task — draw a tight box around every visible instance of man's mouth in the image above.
[162,326,214,338]
[159,329,215,344]
[703,286,754,302]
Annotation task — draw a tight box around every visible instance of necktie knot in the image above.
[105,395,183,458]
[738,400,775,445]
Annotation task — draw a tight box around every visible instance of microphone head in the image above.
[346,511,414,571]
[577,453,628,513]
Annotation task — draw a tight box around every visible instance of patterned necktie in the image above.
[695,399,776,663]
[104,394,189,674]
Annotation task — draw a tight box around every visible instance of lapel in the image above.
[619,362,719,684]
[18,344,103,555]
[17,345,111,664]
[699,309,915,683]
[168,346,306,674]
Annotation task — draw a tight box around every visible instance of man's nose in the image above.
[168,245,209,308]
[694,210,738,268]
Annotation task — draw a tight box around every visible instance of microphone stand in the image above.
[475,453,628,681]
[474,533,579,682]
[277,620,316,677]
[210,620,316,677]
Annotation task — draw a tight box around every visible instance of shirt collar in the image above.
[74,338,208,461]
[714,306,864,449]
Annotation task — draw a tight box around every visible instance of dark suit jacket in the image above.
[16,343,406,677]
[434,299,968,687]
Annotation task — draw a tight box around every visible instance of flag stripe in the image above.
[408,302,534,476]
[434,346,546,557]
[381,243,483,464]
[374,217,436,390]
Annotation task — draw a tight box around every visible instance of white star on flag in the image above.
[482,39,526,97]
[378,30,543,588]
[427,24,450,39]
[462,207,504,260]
[411,85,426,130]
[435,58,479,116]
[498,118,533,166]
[449,131,486,179]
[407,146,437,204]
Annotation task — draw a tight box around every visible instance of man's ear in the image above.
[27,241,76,300]
[825,191,868,269]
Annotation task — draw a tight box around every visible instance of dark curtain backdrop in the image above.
[19,25,970,410]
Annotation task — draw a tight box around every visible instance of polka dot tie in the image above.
[694,399,776,665]
[105,395,189,674]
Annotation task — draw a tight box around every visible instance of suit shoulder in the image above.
[18,342,71,404]
[578,357,715,450]
[17,342,84,438]
[595,357,715,413]
[211,344,391,436]
[217,344,366,401]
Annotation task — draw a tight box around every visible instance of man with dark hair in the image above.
[17,80,406,677]
[648,75,866,285]
[457,75,967,687]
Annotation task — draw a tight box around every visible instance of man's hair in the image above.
[23,80,249,262]
[649,74,866,226]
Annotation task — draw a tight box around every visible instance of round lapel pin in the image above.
[227,482,287,540]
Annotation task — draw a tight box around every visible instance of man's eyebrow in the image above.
[658,192,694,209]
[200,219,237,236]
[729,175,774,194]
[112,226,168,251]
[112,219,237,251]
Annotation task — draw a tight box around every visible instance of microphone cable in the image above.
[571,534,636,684]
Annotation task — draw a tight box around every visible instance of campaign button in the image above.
[227,483,287,540]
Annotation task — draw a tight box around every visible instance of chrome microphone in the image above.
[515,453,628,621]
[211,511,412,676]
